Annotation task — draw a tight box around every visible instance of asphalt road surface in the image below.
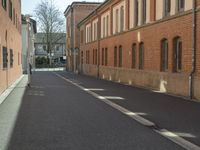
[1,71,200,150]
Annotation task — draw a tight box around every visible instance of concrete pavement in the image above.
[0,71,187,150]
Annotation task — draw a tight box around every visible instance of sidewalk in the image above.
[0,75,25,105]
[0,76,28,150]
[58,71,200,146]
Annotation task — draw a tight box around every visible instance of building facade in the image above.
[34,33,66,67]
[21,15,37,73]
[0,0,22,94]
[64,2,101,72]
[79,0,200,100]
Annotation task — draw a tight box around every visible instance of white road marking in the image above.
[54,73,200,150]
[154,129,200,150]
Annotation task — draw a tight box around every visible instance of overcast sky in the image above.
[22,0,104,15]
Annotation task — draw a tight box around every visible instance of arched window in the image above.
[132,44,137,68]
[119,46,123,67]
[120,6,124,32]
[93,49,95,65]
[114,46,118,67]
[139,42,144,70]
[102,48,104,65]
[81,51,84,64]
[161,39,168,72]
[105,48,108,66]
[173,37,182,72]
[95,49,98,65]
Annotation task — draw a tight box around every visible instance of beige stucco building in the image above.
[0,0,22,94]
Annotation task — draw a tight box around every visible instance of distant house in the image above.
[21,15,37,73]
[34,33,66,65]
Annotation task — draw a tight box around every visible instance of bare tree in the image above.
[35,0,64,66]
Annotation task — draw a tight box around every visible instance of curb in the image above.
[0,75,25,105]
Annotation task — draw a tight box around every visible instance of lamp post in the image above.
[25,15,31,87]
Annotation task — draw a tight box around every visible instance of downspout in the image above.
[73,8,76,73]
[97,11,100,78]
[189,0,196,99]
[70,7,74,72]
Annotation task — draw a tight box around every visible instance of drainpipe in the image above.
[189,0,196,99]
[70,7,74,72]
[73,9,76,73]
[97,11,100,78]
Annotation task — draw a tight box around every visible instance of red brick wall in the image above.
[74,5,99,48]
[79,0,200,100]
[81,13,194,73]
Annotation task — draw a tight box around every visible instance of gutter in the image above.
[189,0,197,99]
[70,7,74,72]
[97,10,100,78]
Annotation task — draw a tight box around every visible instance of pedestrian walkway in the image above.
[0,75,25,105]
[0,76,28,150]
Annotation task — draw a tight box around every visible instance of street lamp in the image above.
[25,14,32,87]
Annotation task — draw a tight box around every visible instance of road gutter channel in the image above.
[54,73,200,150]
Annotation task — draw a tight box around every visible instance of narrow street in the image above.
[0,71,200,150]
[1,0,200,149]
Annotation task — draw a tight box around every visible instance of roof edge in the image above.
[77,0,110,28]
[64,1,102,15]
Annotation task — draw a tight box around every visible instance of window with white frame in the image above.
[115,9,119,33]
[86,24,91,43]
[142,0,147,24]
[113,1,125,34]
[120,6,124,32]
[134,0,139,27]
[177,0,185,12]
[101,11,110,38]
[92,19,98,41]
[164,0,171,17]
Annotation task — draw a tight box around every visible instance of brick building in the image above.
[0,0,22,94]
[78,0,200,100]
[64,2,101,72]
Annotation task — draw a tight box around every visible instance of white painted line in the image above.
[84,88,105,91]
[155,129,200,150]
[54,73,200,150]
[55,73,155,127]
[34,68,65,72]
[0,75,25,105]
